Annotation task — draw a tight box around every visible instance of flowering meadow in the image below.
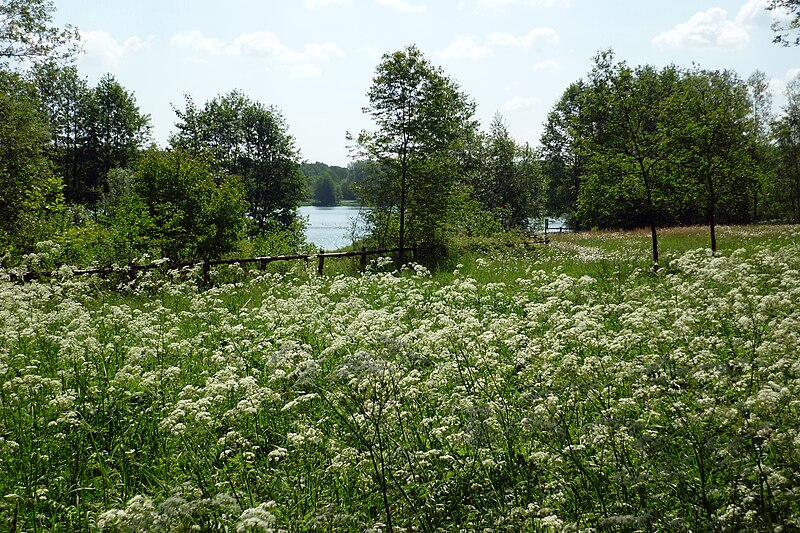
[1,226,799,531]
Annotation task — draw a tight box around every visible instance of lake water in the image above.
[300,207,568,250]
[300,205,368,251]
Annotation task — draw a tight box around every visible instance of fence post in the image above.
[360,247,367,270]
[202,259,211,286]
[544,218,549,234]
[317,250,325,275]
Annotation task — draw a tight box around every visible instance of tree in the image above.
[746,70,774,220]
[664,68,755,254]
[768,0,800,46]
[353,45,476,262]
[772,75,800,221]
[0,70,62,253]
[30,68,150,204]
[540,81,589,224]
[81,74,151,204]
[135,149,248,261]
[313,175,339,206]
[29,61,89,201]
[470,113,545,229]
[172,91,305,235]
[0,0,79,67]
[578,52,680,268]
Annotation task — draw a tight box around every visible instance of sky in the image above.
[51,0,799,167]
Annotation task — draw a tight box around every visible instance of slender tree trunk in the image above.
[398,156,407,266]
[708,175,717,255]
[649,219,659,271]
[644,182,659,271]
[752,189,758,222]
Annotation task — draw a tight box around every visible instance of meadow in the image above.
[1,225,799,531]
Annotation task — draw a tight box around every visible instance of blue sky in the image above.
[52,0,799,166]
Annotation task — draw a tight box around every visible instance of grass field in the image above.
[1,225,798,531]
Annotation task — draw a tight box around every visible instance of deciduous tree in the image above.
[0,0,79,67]
[663,68,755,254]
[135,149,248,261]
[171,91,305,236]
[772,75,800,221]
[768,0,800,46]
[352,45,476,262]
[0,70,62,252]
[579,52,679,268]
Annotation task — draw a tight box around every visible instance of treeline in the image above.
[541,50,799,264]
[3,1,800,270]
[1,2,310,266]
[300,161,368,206]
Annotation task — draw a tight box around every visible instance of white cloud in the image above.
[488,28,559,51]
[171,30,226,56]
[436,28,558,60]
[438,35,491,60]
[788,67,800,81]
[232,32,304,62]
[358,44,383,61]
[652,6,752,50]
[735,0,770,26]
[502,96,540,111]
[769,77,786,98]
[305,0,352,9]
[171,30,343,71]
[305,42,346,60]
[375,0,426,13]
[80,30,151,65]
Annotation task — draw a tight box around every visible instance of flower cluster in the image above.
[1,228,798,530]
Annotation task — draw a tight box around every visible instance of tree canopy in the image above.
[171,91,305,235]
[0,0,79,67]
[539,52,767,264]
[768,0,800,46]
[353,44,476,260]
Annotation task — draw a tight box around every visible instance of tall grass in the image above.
[1,225,798,531]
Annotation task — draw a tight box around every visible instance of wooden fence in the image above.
[543,218,572,234]
[10,245,417,284]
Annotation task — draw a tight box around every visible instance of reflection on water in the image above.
[299,205,369,251]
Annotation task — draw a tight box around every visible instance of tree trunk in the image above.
[650,219,659,271]
[398,157,407,266]
[708,175,717,255]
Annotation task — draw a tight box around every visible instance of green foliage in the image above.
[0,0,79,66]
[772,75,800,221]
[353,45,477,257]
[30,66,152,205]
[312,175,340,206]
[1,227,799,530]
[540,81,588,224]
[540,51,773,264]
[0,70,63,255]
[80,74,152,204]
[134,149,248,261]
[171,91,305,234]
[768,0,800,45]
[466,113,547,229]
[663,68,756,252]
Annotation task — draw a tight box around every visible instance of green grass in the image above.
[1,224,798,531]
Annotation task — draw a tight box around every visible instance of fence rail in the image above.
[10,245,417,284]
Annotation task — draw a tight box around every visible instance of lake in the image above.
[301,207,568,250]
[300,205,368,251]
